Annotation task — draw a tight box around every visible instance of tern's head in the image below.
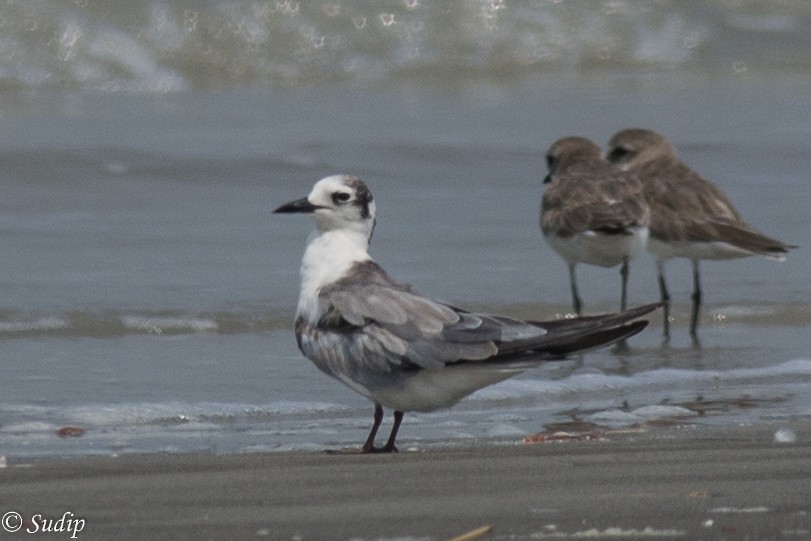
[543,136,603,184]
[274,174,376,239]
[607,128,676,171]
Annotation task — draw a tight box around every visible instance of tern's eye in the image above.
[332,192,352,204]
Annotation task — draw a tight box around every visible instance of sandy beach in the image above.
[2,4,811,541]
[2,421,809,541]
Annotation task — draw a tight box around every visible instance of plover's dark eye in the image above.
[546,155,557,171]
[332,192,352,204]
[607,147,631,163]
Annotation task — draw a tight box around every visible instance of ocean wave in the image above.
[2,362,810,457]
[0,300,809,338]
[1,0,810,92]
[0,400,351,435]
[470,358,811,404]
[0,309,292,337]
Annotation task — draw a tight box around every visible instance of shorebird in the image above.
[607,128,796,342]
[275,174,657,452]
[540,137,650,316]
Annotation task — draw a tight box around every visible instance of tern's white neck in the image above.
[296,227,372,321]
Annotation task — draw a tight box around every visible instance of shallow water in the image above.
[1,1,810,457]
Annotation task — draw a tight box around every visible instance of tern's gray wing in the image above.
[300,261,656,380]
[305,261,549,374]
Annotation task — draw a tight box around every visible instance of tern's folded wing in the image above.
[310,262,547,372]
[306,262,655,377]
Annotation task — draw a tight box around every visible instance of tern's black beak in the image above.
[273,197,321,214]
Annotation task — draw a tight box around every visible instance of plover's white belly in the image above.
[648,237,752,262]
[546,226,648,268]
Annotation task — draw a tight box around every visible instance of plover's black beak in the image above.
[273,197,321,214]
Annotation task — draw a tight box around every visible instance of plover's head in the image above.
[543,136,603,184]
[607,128,677,170]
[274,174,376,238]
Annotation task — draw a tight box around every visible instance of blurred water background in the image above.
[1,0,810,457]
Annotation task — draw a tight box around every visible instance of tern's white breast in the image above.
[296,228,372,322]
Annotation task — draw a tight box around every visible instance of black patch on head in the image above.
[344,177,374,219]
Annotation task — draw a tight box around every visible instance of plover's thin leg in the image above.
[620,259,630,312]
[657,260,671,340]
[612,259,633,351]
[690,260,702,342]
[569,263,582,315]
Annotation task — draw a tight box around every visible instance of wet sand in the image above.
[2,421,809,541]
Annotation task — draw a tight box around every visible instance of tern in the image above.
[275,174,657,452]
